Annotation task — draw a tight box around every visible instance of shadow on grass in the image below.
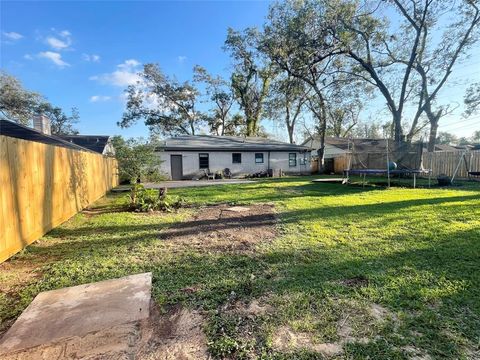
[41,193,479,241]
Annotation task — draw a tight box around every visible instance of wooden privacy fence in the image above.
[327,151,480,178]
[0,135,119,262]
[423,150,480,178]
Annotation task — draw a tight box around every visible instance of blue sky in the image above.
[1,1,479,141]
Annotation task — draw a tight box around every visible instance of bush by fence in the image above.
[0,135,119,262]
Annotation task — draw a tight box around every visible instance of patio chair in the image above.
[223,168,232,179]
[204,169,215,180]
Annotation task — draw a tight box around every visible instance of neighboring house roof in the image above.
[303,136,389,152]
[157,135,310,152]
[419,143,478,152]
[0,119,95,152]
[58,135,112,154]
[0,119,112,154]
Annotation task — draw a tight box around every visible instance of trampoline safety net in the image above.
[349,140,423,171]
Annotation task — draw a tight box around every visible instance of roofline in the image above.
[0,119,105,154]
[59,135,111,139]
[156,147,310,152]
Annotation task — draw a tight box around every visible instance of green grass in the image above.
[1,176,479,359]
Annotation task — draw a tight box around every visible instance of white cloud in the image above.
[46,36,70,50]
[118,59,140,69]
[177,55,187,63]
[24,54,34,60]
[90,59,142,87]
[45,29,72,50]
[90,95,112,102]
[38,51,70,68]
[3,32,23,40]
[82,53,101,62]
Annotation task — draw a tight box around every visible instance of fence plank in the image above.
[423,151,480,178]
[0,136,118,262]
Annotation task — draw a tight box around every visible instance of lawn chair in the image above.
[203,169,215,180]
[223,168,232,179]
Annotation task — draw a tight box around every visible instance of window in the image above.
[199,153,209,169]
[289,153,297,167]
[255,153,264,164]
[232,153,242,164]
[299,156,307,165]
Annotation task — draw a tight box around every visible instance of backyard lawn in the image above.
[1,177,479,359]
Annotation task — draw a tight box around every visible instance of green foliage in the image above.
[36,102,79,135]
[121,64,204,136]
[128,184,185,212]
[224,27,274,136]
[464,82,480,117]
[0,71,80,133]
[111,135,162,184]
[0,71,43,125]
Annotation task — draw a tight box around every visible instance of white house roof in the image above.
[157,135,310,152]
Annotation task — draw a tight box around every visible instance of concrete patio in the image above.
[0,273,152,358]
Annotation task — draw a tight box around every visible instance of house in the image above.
[156,135,311,180]
[0,116,114,155]
[59,135,115,155]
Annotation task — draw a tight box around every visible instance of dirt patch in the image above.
[136,303,208,360]
[2,303,208,360]
[159,204,277,253]
[272,326,343,357]
[340,276,369,288]
[370,303,397,322]
[224,298,274,317]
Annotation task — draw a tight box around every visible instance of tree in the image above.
[193,65,235,136]
[36,102,79,135]
[326,0,426,144]
[464,82,480,117]
[0,71,80,133]
[324,81,365,138]
[224,28,274,136]
[262,0,347,171]
[120,64,204,136]
[390,0,480,151]
[111,136,161,184]
[472,130,480,143]
[436,131,458,145]
[265,73,309,143]
[0,71,42,125]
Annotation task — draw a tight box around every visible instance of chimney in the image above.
[33,114,51,135]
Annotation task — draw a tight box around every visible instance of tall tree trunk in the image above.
[317,95,327,174]
[308,90,327,174]
[287,124,294,144]
[393,111,403,144]
[426,112,441,152]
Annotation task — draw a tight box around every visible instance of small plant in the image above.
[128,184,185,212]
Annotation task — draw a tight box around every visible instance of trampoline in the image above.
[342,139,430,188]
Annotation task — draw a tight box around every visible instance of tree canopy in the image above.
[0,71,80,134]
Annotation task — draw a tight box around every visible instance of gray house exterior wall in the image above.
[157,150,311,179]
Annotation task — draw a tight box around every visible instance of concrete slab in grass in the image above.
[0,272,152,355]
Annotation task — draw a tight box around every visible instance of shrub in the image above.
[128,184,185,212]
